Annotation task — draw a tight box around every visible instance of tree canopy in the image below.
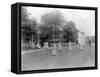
[41,10,65,26]
[21,7,37,45]
[63,21,78,42]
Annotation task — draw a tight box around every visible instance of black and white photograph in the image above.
[21,5,96,71]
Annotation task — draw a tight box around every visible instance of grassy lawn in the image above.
[21,44,95,71]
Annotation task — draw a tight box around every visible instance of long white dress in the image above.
[44,42,48,48]
[52,43,57,55]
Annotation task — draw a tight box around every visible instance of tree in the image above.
[41,10,65,26]
[63,21,78,43]
[21,7,37,47]
[21,7,29,22]
[30,18,38,44]
[40,10,65,44]
[21,7,30,44]
[39,24,52,46]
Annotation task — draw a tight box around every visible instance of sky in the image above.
[23,6,95,36]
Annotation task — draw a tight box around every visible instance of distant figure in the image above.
[88,39,92,47]
[52,43,57,56]
[58,42,62,50]
[32,42,35,48]
[44,42,49,48]
[36,43,41,48]
[68,42,72,50]
[78,31,86,49]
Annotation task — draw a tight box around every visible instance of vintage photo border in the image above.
[16,2,98,74]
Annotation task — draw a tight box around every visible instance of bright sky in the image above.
[24,6,95,36]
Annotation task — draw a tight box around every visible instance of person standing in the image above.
[88,38,92,47]
[52,43,57,56]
